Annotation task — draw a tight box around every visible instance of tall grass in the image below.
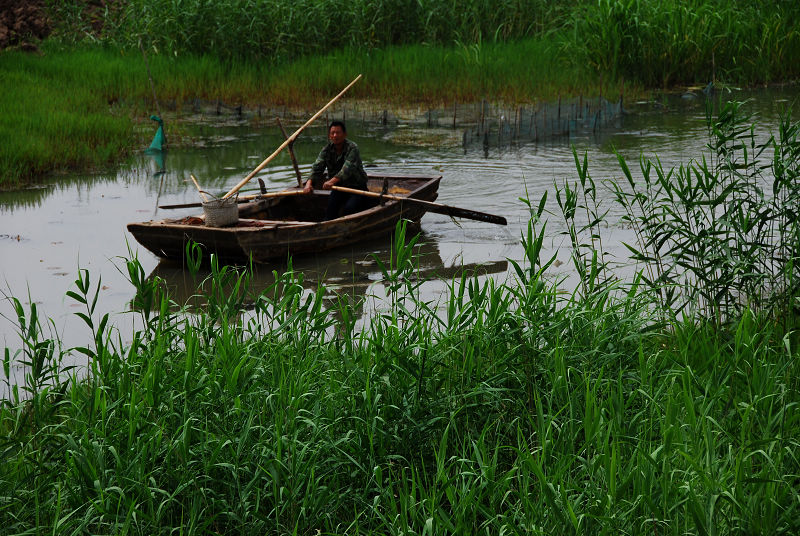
[45,0,571,61]
[266,39,591,104]
[42,0,800,87]
[3,104,800,533]
[0,51,134,185]
[571,0,800,87]
[585,100,800,323]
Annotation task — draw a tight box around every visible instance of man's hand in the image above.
[303,180,313,194]
[322,177,341,190]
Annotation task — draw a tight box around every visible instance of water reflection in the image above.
[144,232,509,326]
[144,148,166,175]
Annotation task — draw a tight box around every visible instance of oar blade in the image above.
[425,204,507,225]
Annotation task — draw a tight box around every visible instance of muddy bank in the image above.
[0,0,49,50]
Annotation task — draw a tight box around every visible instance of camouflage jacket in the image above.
[309,139,368,190]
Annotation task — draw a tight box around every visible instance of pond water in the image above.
[1,85,798,390]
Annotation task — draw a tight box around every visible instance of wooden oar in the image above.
[276,117,303,187]
[331,185,507,225]
[223,74,362,199]
[159,189,306,210]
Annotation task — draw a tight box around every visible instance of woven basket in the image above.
[202,196,238,227]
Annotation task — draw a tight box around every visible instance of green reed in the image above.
[596,100,800,324]
[41,0,800,88]
[45,0,570,62]
[571,0,800,87]
[0,48,136,186]
[267,38,591,104]
[3,186,800,534]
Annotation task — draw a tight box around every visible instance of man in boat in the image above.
[303,121,369,220]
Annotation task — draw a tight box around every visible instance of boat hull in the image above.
[127,174,441,263]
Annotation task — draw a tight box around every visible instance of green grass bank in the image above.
[1,38,593,187]
[3,104,800,534]
[2,0,800,186]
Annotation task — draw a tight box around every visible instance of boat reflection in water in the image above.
[140,231,508,325]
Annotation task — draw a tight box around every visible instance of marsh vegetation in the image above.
[3,104,799,534]
[2,0,799,184]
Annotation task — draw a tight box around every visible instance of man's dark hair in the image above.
[329,120,347,133]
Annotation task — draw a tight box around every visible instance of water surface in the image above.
[1,86,798,388]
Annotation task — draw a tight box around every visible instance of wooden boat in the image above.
[127,173,441,263]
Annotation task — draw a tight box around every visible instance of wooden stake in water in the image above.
[543,106,547,139]
[160,189,307,210]
[497,115,502,143]
[529,105,534,137]
[275,117,303,187]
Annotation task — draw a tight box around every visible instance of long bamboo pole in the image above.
[189,174,209,202]
[223,74,362,199]
[160,189,307,210]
